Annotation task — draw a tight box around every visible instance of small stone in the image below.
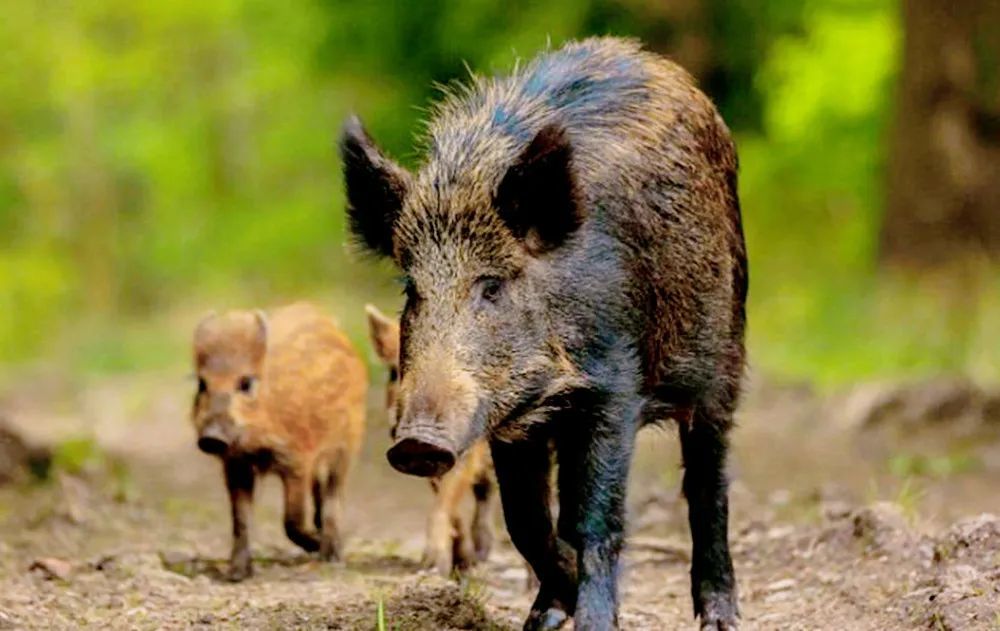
[768,489,792,507]
[765,578,797,593]
[497,566,528,583]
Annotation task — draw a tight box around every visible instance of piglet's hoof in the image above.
[523,607,568,631]
[421,548,453,577]
[319,540,342,563]
[225,562,252,582]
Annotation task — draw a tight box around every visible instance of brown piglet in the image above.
[366,304,496,575]
[191,302,366,581]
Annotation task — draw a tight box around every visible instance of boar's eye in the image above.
[476,276,504,304]
[388,366,399,382]
[237,375,256,394]
[197,377,207,394]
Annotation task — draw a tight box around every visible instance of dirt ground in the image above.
[0,370,998,630]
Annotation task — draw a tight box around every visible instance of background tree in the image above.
[881,0,1000,268]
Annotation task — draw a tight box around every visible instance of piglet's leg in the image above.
[281,469,321,553]
[470,466,496,563]
[317,465,345,562]
[424,460,471,575]
[224,458,255,581]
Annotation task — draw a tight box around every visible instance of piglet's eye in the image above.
[237,376,256,394]
[388,366,399,383]
[197,377,207,394]
[478,276,504,304]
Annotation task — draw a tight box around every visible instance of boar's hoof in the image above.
[386,437,456,477]
[699,592,739,630]
[701,619,739,631]
[524,607,568,631]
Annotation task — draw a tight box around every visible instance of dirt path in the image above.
[0,373,998,629]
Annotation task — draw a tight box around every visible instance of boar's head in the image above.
[190,310,269,457]
[342,117,583,477]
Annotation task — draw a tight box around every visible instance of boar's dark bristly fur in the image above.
[342,37,746,631]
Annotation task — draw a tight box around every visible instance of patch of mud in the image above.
[2,373,999,629]
[901,515,1000,630]
[371,583,511,631]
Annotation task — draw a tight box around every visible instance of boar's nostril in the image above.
[386,437,456,477]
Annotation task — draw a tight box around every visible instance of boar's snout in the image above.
[386,429,456,477]
[197,418,235,455]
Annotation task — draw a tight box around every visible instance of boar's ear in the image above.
[495,123,583,254]
[340,115,411,258]
[365,304,399,364]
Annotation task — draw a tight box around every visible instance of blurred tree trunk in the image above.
[881,0,1000,268]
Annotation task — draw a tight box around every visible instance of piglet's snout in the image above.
[197,417,236,455]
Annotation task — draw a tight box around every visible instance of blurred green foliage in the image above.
[0,0,995,383]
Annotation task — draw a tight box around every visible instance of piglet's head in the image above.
[190,310,268,457]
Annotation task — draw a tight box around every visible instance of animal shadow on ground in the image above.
[157,549,424,582]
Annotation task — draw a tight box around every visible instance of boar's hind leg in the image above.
[314,466,345,561]
[491,438,576,631]
[679,406,738,630]
[281,469,322,553]
[224,458,255,581]
[556,394,641,631]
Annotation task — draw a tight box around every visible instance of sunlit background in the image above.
[1,2,999,626]
[1,0,997,384]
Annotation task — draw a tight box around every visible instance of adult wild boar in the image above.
[341,37,747,630]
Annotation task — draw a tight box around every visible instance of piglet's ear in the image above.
[364,304,399,364]
[193,311,218,368]
[251,309,268,363]
[340,115,411,259]
[495,124,583,254]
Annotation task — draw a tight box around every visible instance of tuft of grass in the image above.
[52,437,105,475]
[888,452,981,479]
[375,597,386,631]
[748,265,1000,388]
[865,476,925,523]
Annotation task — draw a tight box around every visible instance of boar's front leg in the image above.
[224,458,255,581]
[556,393,641,631]
[679,406,738,630]
[491,438,577,631]
[281,468,322,553]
